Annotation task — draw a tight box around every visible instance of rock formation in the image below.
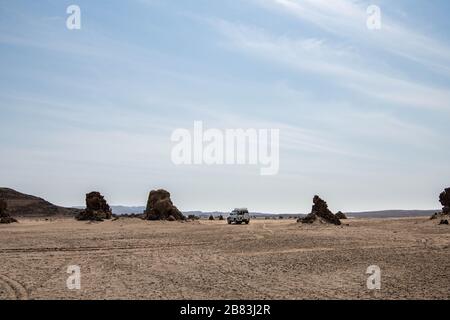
[76,192,112,221]
[439,188,450,214]
[209,215,215,220]
[0,199,18,224]
[218,215,224,221]
[335,211,347,219]
[144,189,185,221]
[299,195,341,225]
[430,212,441,220]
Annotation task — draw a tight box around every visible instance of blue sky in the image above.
[0,0,449,212]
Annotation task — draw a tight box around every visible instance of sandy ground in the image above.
[0,217,449,300]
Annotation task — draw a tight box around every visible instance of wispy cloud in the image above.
[1,0,449,211]
[257,0,450,74]
[212,19,450,111]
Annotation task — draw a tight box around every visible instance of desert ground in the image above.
[0,217,449,300]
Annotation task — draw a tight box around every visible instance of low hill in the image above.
[109,205,145,215]
[112,208,438,219]
[181,210,437,219]
[0,188,81,217]
[346,210,437,218]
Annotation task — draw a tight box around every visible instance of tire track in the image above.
[0,277,16,299]
[26,259,74,298]
[0,241,214,254]
[0,274,29,300]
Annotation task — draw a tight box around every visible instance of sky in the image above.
[0,0,449,213]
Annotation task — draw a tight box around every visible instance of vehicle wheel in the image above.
[245,220,249,224]
[228,220,231,224]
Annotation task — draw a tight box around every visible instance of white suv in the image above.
[227,208,250,225]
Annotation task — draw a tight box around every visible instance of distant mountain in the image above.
[111,206,146,215]
[106,209,436,219]
[184,211,233,218]
[109,208,438,218]
[0,188,82,217]
[1,188,437,219]
[346,210,437,218]
[182,210,437,219]
[73,206,147,215]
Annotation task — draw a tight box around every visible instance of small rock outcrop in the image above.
[430,212,440,220]
[335,211,347,219]
[218,215,224,221]
[0,199,18,224]
[431,188,450,222]
[439,188,450,214]
[76,192,112,221]
[209,215,215,221]
[144,189,185,221]
[439,219,449,225]
[299,195,341,225]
